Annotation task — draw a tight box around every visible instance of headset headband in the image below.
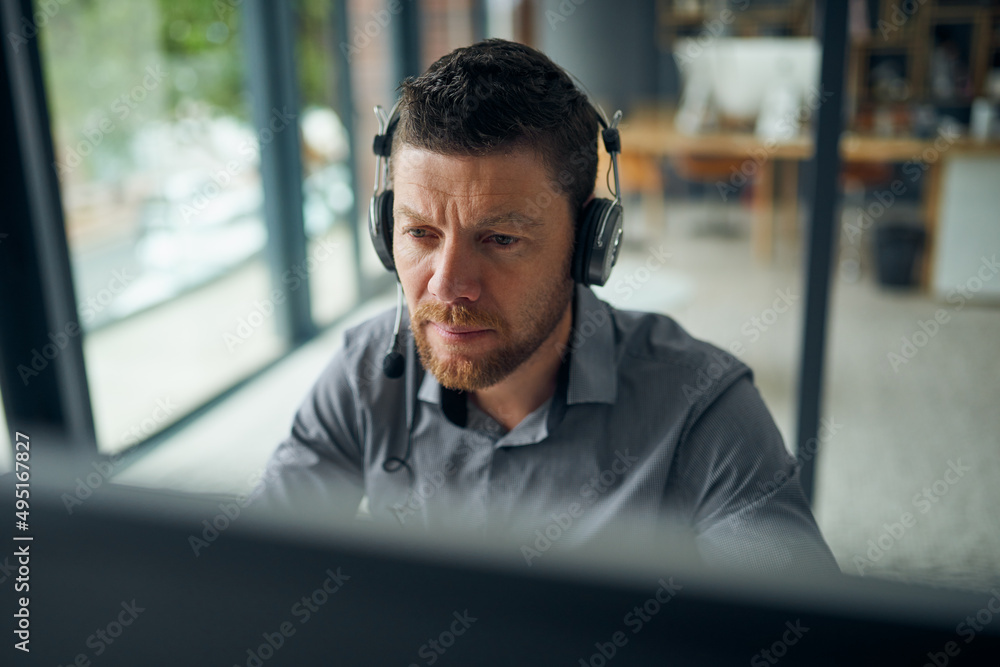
[371,100,622,208]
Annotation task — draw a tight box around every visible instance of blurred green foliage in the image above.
[156,0,247,115]
[39,0,343,180]
[296,0,344,112]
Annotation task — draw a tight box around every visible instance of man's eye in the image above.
[489,234,517,247]
[406,228,428,238]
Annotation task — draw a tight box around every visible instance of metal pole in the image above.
[795,0,849,503]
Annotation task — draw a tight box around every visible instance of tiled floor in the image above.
[115,200,1000,592]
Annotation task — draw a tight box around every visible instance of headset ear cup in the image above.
[369,190,396,272]
[574,198,623,286]
[573,199,601,285]
[592,200,623,286]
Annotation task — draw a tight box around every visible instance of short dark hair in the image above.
[392,38,600,223]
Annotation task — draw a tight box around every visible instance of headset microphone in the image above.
[382,282,406,379]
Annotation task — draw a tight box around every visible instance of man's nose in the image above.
[427,237,481,304]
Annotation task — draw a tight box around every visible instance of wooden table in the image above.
[619,108,955,275]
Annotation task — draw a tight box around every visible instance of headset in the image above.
[368,100,625,285]
[368,96,625,491]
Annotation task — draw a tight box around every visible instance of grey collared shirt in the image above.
[253,285,839,575]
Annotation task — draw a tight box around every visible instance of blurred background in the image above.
[2,0,999,592]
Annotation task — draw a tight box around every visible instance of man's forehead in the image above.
[391,144,546,180]
[391,146,568,210]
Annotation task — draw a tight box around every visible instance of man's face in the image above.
[391,145,576,392]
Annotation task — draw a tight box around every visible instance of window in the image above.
[295,0,361,327]
[37,1,291,452]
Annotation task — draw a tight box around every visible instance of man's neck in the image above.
[470,299,573,432]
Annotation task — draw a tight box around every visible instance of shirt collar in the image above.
[416,284,617,406]
[565,284,617,405]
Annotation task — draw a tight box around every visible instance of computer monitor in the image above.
[674,37,822,140]
[4,464,999,666]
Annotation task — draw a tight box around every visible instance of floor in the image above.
[114,199,1000,593]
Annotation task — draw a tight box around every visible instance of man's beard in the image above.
[410,277,574,392]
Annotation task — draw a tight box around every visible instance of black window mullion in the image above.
[243,0,315,345]
[395,0,422,83]
[471,0,487,43]
[0,0,97,456]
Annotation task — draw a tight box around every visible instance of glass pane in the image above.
[818,2,1000,591]
[421,0,477,69]
[594,7,821,450]
[821,151,1000,591]
[347,0,398,283]
[296,0,359,327]
[39,0,285,453]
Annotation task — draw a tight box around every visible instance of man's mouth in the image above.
[429,322,492,340]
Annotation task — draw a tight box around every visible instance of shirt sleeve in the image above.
[665,375,841,577]
[248,349,367,519]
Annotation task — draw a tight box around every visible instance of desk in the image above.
[619,108,999,286]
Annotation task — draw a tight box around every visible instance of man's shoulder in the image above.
[316,305,401,392]
[597,298,752,412]
[610,303,748,377]
[341,305,399,355]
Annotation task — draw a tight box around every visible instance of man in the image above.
[253,39,839,575]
